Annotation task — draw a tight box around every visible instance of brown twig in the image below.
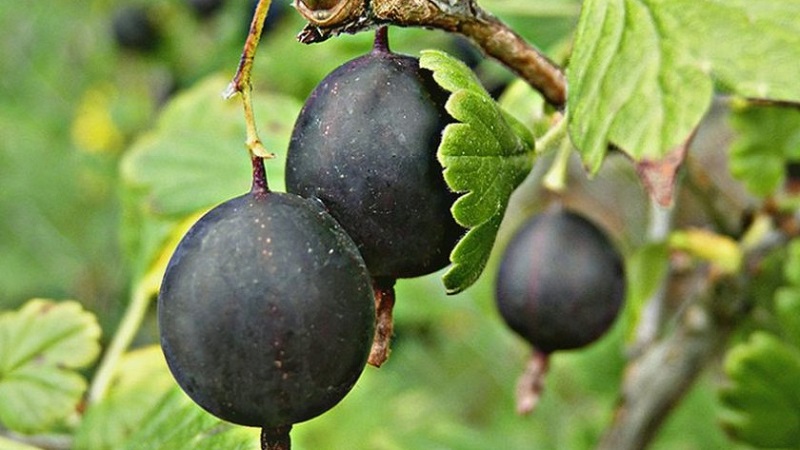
[294,0,566,108]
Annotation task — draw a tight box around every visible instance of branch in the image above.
[597,277,736,449]
[597,230,788,450]
[293,0,566,108]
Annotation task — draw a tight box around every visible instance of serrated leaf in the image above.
[720,332,800,448]
[121,388,259,450]
[729,105,800,197]
[74,346,175,450]
[419,50,535,294]
[0,299,101,433]
[568,0,800,172]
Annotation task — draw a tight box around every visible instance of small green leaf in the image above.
[420,50,535,294]
[568,0,800,172]
[729,105,800,197]
[0,299,101,433]
[74,346,175,450]
[720,332,800,448]
[122,388,259,450]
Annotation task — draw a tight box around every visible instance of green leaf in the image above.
[720,332,800,448]
[74,346,175,450]
[120,73,302,218]
[497,79,547,135]
[75,346,258,450]
[121,388,259,450]
[729,104,800,197]
[0,299,101,433]
[568,0,800,172]
[419,50,536,294]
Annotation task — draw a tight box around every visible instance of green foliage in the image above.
[0,299,101,433]
[122,388,259,450]
[74,346,174,450]
[720,332,800,448]
[419,50,536,294]
[719,238,800,448]
[121,74,300,217]
[73,345,258,450]
[568,0,800,172]
[729,104,800,197]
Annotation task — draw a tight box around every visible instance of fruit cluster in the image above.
[157,26,624,449]
[158,28,462,448]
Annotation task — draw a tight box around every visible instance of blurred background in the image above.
[0,1,742,448]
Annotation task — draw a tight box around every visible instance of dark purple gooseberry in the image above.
[158,189,375,429]
[285,30,462,280]
[495,209,625,353]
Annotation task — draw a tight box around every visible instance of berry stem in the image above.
[373,26,390,53]
[261,425,292,450]
[368,277,396,367]
[224,0,274,160]
[515,349,550,415]
[251,154,270,196]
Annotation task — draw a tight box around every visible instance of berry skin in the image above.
[158,190,375,428]
[285,35,462,280]
[495,209,625,353]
